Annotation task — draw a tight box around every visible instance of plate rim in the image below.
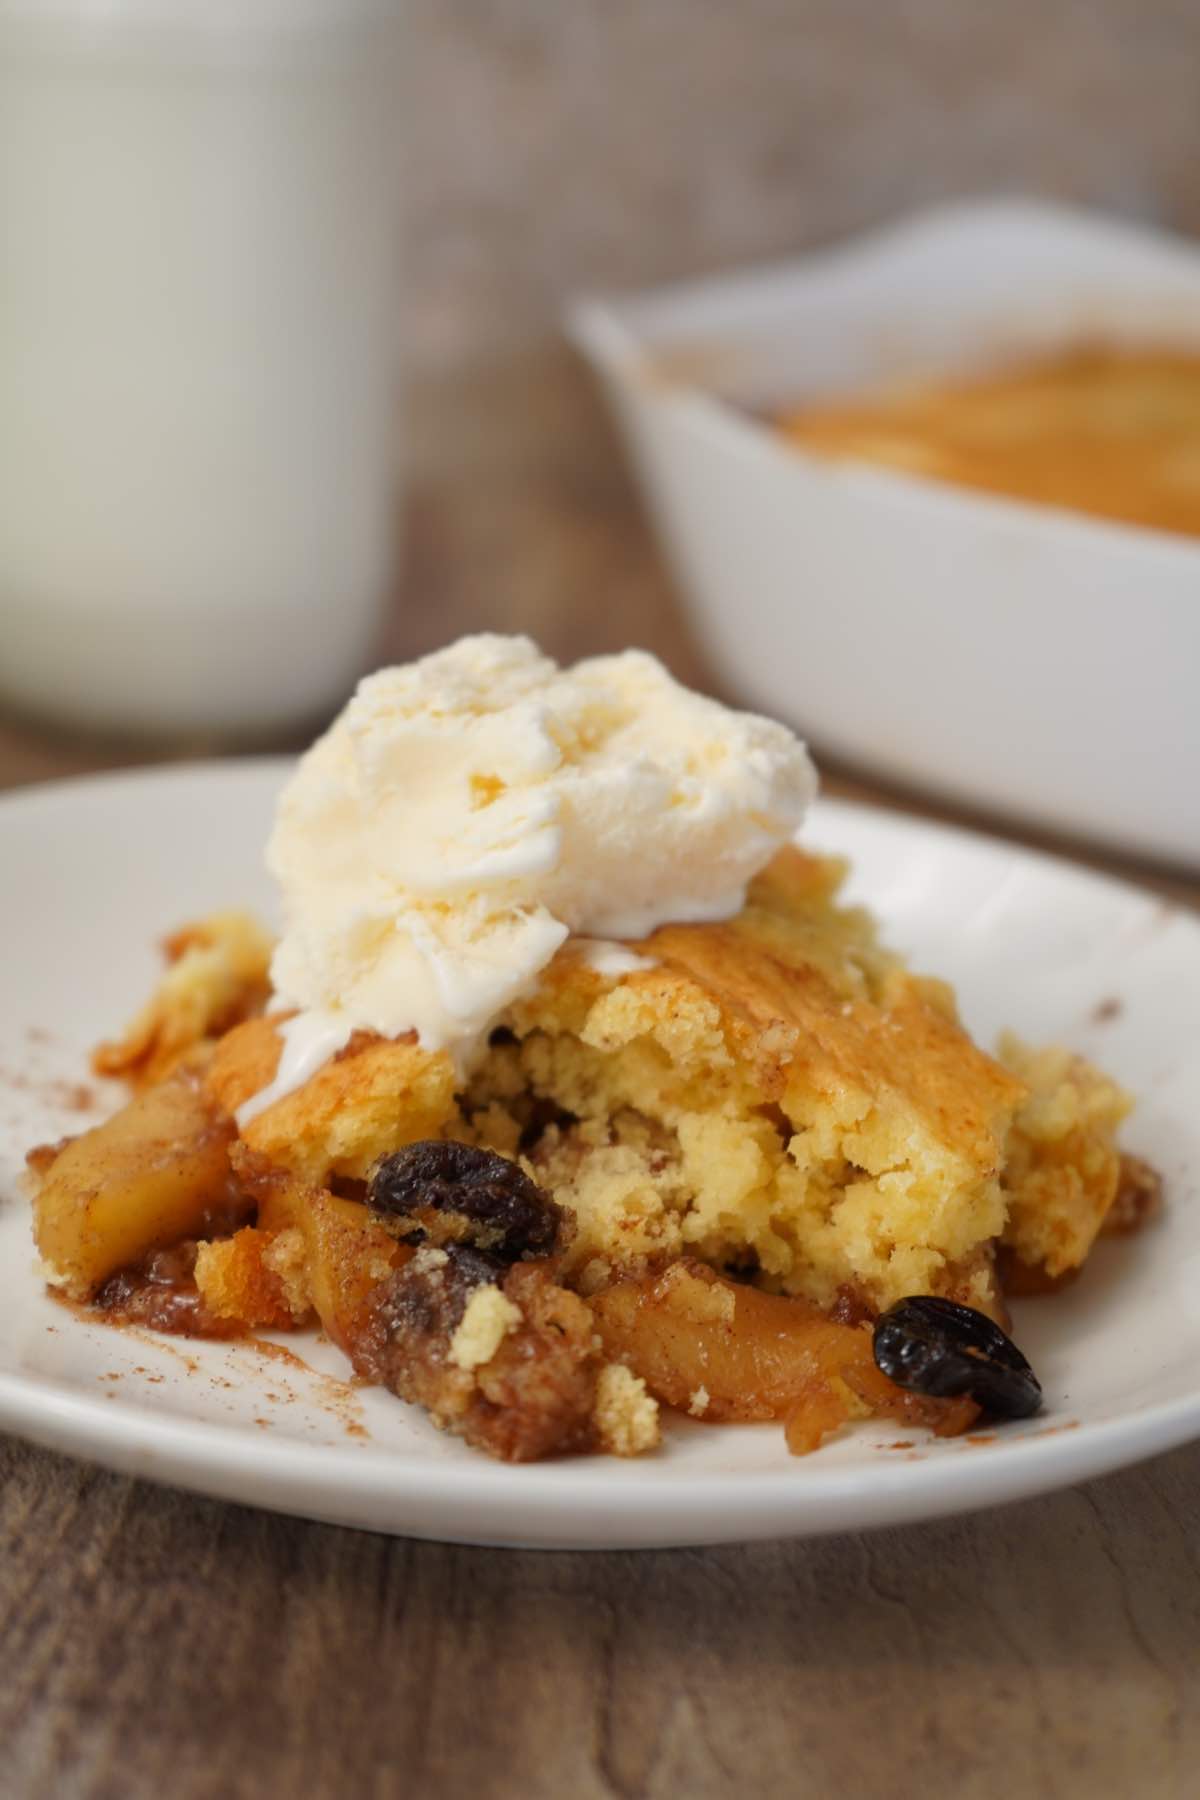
[2,1362,1199,1550]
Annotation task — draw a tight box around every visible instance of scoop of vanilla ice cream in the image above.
[265,634,817,1072]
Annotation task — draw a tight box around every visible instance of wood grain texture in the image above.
[1,1434,1199,1800]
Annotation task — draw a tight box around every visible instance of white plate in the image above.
[1,761,1198,1549]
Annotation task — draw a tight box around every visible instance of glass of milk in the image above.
[0,0,404,738]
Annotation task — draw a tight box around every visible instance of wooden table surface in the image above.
[2,388,1198,1798]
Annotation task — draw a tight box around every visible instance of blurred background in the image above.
[1,0,1198,870]
[396,0,1200,667]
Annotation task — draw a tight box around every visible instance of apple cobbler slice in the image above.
[28,847,1157,1462]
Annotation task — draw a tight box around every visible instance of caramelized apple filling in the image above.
[591,1259,979,1451]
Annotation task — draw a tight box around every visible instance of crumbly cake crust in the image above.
[593,1363,661,1457]
[449,1284,524,1372]
[205,848,1040,1315]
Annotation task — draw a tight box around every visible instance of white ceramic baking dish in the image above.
[570,200,1200,868]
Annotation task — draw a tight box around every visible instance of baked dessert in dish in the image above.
[28,637,1158,1462]
[776,345,1200,539]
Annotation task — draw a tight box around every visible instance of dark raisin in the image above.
[443,1242,508,1289]
[366,1140,565,1261]
[381,1242,503,1343]
[872,1295,1043,1420]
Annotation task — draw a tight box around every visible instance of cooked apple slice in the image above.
[32,1074,236,1299]
[591,1259,977,1452]
[234,1147,407,1368]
